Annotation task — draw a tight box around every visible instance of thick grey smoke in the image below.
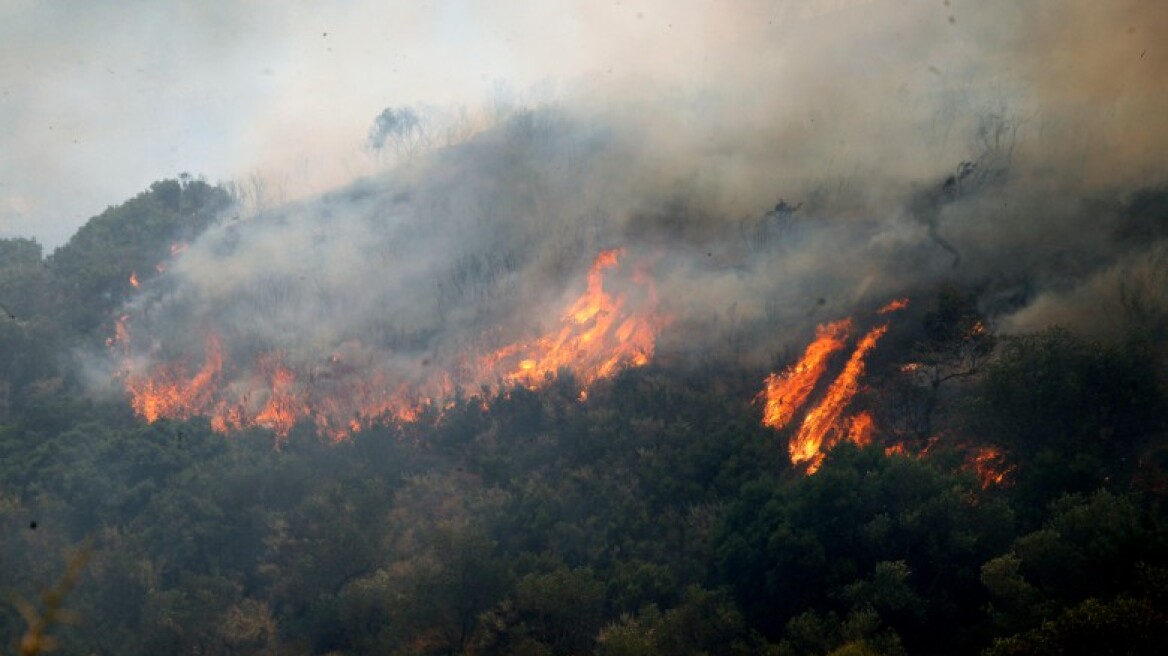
[98,0,1167,429]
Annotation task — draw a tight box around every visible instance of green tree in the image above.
[48,177,230,335]
[715,444,1013,653]
[0,237,60,417]
[983,596,1168,656]
[981,490,1166,636]
[969,329,1164,517]
[872,284,994,444]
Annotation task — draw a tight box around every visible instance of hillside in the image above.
[1,114,1167,655]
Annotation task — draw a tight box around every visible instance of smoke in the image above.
[1000,243,1168,341]
[89,0,1166,430]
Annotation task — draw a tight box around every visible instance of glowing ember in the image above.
[252,357,304,437]
[846,411,876,447]
[128,272,139,288]
[106,314,131,355]
[882,434,940,459]
[759,319,852,430]
[968,445,1015,488]
[884,442,908,457]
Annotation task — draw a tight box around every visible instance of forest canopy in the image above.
[2,154,1168,653]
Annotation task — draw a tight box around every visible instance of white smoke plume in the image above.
[91,0,1166,434]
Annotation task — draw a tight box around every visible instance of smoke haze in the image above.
[5,0,1161,244]
[36,0,1163,426]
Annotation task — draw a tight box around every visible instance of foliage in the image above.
[1,186,1166,654]
[969,328,1166,520]
[983,596,1168,656]
[714,444,1014,652]
[47,177,230,335]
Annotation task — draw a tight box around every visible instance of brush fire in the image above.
[757,299,1012,486]
[113,249,663,441]
[759,302,903,474]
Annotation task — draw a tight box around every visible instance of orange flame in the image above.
[877,298,909,314]
[128,272,139,288]
[106,314,131,355]
[126,334,224,423]
[969,446,1015,488]
[757,300,908,474]
[119,249,661,441]
[881,437,1013,488]
[252,358,304,438]
[481,249,659,391]
[759,319,852,430]
[884,442,908,457]
[790,324,889,473]
[845,411,876,447]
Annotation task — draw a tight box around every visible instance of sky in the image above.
[1,0,1164,249]
[0,0,720,248]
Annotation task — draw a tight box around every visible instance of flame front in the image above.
[789,324,888,473]
[759,319,852,430]
[481,249,658,390]
[759,301,906,474]
[117,250,661,440]
[125,334,224,423]
[755,297,1015,485]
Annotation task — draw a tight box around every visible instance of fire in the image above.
[877,298,909,314]
[846,411,876,447]
[128,271,139,288]
[968,445,1015,488]
[106,314,131,354]
[249,356,304,437]
[790,324,889,473]
[879,435,1013,488]
[758,301,904,474]
[759,319,852,430]
[117,249,661,441]
[882,434,940,459]
[884,442,908,457]
[125,334,224,423]
[480,249,659,391]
